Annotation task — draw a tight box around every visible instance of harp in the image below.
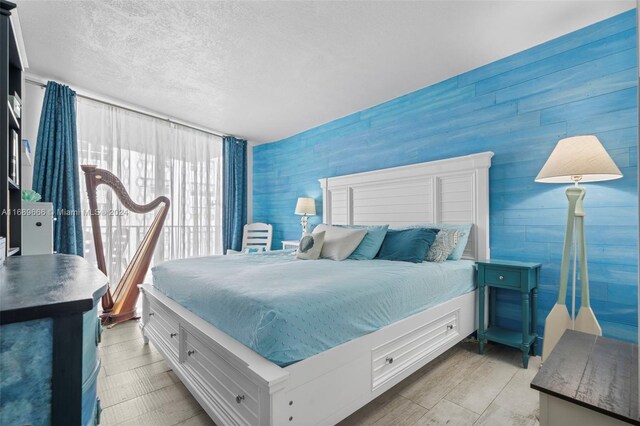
[82,165,170,326]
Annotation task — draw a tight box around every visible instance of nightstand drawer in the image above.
[483,267,521,288]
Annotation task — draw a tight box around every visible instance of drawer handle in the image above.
[499,275,504,280]
[236,394,245,404]
[148,312,155,317]
[95,320,102,345]
[96,397,102,425]
[170,332,178,338]
[385,357,394,364]
[187,350,196,356]
[447,324,454,330]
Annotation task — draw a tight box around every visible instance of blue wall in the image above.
[253,10,638,343]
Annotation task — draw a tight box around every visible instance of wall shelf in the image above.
[1,1,23,258]
[7,101,19,130]
[7,176,18,191]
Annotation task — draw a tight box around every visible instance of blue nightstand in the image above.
[476,259,541,368]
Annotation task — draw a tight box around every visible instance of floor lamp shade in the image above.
[535,135,622,183]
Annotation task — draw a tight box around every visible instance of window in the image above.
[76,98,222,282]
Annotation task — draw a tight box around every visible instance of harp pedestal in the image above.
[102,308,137,326]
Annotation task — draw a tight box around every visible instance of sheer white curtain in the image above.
[76,97,222,282]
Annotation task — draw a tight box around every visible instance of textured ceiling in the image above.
[17,1,635,143]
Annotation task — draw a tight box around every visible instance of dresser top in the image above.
[0,254,108,325]
[531,330,639,425]
[475,259,541,269]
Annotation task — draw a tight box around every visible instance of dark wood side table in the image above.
[531,330,639,425]
[476,259,541,368]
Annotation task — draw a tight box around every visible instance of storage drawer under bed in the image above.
[181,329,261,426]
[145,299,181,358]
[371,309,459,390]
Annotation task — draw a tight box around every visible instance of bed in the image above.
[139,151,493,425]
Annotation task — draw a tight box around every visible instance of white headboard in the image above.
[319,152,494,260]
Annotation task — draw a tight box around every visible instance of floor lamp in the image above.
[536,135,622,362]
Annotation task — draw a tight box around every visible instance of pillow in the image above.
[337,224,389,260]
[437,224,472,260]
[313,224,367,261]
[297,231,325,260]
[426,229,461,262]
[398,223,472,260]
[376,228,438,263]
[244,247,266,254]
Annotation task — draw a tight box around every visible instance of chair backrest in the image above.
[242,223,273,251]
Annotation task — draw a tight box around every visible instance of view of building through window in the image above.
[76,98,222,283]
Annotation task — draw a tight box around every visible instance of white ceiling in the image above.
[17,1,635,143]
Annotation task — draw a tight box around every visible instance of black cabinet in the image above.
[1,0,23,257]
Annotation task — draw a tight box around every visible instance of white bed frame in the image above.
[139,152,494,426]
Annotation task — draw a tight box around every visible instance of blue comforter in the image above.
[152,251,475,366]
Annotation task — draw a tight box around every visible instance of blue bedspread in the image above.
[152,252,475,366]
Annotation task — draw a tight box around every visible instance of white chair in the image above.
[241,222,273,251]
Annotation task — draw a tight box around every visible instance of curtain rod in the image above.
[25,78,227,139]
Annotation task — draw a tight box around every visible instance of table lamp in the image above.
[295,197,316,235]
[535,135,622,361]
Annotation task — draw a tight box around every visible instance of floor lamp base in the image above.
[541,185,601,362]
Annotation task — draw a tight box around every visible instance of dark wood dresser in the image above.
[0,254,108,425]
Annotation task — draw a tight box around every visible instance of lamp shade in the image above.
[295,197,316,215]
[535,135,623,183]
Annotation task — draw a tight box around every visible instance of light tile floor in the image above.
[99,320,540,425]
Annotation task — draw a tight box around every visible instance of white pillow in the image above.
[313,224,367,261]
[297,231,325,260]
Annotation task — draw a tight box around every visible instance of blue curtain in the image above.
[33,81,83,255]
[222,136,247,253]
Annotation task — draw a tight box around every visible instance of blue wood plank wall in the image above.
[253,10,639,345]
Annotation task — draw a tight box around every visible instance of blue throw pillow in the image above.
[338,225,389,260]
[376,228,438,263]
